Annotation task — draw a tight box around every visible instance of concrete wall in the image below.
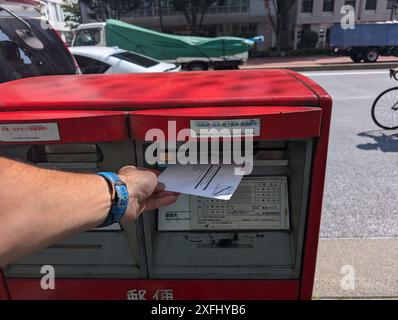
[42,0,66,30]
[41,0,71,41]
[249,0,267,15]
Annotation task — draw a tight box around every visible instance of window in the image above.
[111,51,159,68]
[365,0,377,10]
[344,0,356,9]
[323,0,335,12]
[73,29,101,46]
[0,17,76,83]
[73,55,111,74]
[301,0,314,13]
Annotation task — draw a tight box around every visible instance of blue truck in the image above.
[330,23,398,63]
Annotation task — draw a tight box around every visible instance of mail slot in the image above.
[130,106,321,282]
[0,70,332,300]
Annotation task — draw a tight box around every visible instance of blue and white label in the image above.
[190,118,260,137]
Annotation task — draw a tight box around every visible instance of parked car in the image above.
[69,46,181,74]
[0,0,78,83]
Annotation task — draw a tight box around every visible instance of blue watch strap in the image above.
[96,172,129,227]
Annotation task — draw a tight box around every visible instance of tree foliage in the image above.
[170,0,219,35]
[62,1,82,30]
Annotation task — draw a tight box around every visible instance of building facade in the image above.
[41,0,73,42]
[80,0,398,51]
[289,0,398,49]
[81,0,275,50]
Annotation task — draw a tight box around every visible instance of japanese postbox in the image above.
[0,70,332,300]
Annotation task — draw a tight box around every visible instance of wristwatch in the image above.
[96,172,129,227]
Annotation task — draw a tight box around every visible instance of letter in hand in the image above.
[117,166,179,223]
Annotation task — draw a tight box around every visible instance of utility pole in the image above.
[390,0,397,21]
[158,0,164,31]
[358,0,365,22]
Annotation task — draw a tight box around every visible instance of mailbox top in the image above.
[0,69,330,112]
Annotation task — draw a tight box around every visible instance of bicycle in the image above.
[371,69,398,130]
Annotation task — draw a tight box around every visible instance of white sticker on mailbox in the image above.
[191,177,290,230]
[158,177,290,231]
[190,119,260,137]
[158,194,191,231]
[0,123,60,142]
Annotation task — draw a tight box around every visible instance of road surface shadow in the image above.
[357,130,398,152]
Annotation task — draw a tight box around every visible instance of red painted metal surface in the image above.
[0,270,10,300]
[0,70,332,300]
[0,70,319,111]
[0,111,129,144]
[287,71,333,300]
[7,279,298,300]
[129,106,322,141]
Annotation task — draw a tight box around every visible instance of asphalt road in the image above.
[303,70,398,239]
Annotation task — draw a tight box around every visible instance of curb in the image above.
[242,62,397,72]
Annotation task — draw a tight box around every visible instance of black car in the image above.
[0,0,78,83]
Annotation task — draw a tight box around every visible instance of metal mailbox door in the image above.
[0,110,148,297]
[127,105,322,299]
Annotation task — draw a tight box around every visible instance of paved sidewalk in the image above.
[314,238,398,299]
[243,55,398,71]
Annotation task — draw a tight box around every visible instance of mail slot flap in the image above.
[0,111,128,144]
[129,106,322,140]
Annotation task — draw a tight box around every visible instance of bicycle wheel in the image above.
[371,87,398,130]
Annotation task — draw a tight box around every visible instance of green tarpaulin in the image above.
[105,19,254,61]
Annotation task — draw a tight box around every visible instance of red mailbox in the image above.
[0,70,332,300]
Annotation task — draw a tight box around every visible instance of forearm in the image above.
[0,157,111,267]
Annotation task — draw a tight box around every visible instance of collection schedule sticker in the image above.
[190,118,261,137]
[0,123,60,142]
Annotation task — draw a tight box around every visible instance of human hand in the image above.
[118,166,178,223]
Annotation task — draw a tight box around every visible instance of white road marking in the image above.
[303,70,389,77]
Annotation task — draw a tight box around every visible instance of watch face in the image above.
[114,180,126,187]
[115,183,129,207]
